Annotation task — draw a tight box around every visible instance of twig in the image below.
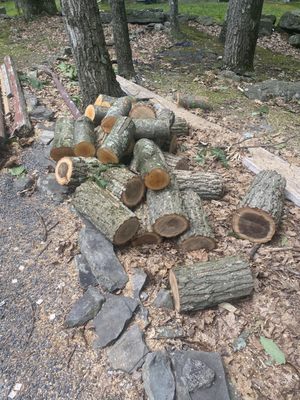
[266,246,300,253]
[67,345,77,369]
[47,221,59,233]
[26,298,36,345]
[239,135,297,150]
[34,209,47,242]
[36,240,52,258]
[249,244,262,260]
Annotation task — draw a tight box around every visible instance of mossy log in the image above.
[50,117,75,161]
[179,190,215,251]
[133,119,176,152]
[147,176,189,238]
[95,94,118,108]
[151,102,175,125]
[98,116,135,164]
[129,102,156,119]
[170,116,189,137]
[133,138,170,190]
[132,203,162,246]
[101,97,132,133]
[85,105,108,126]
[169,256,254,313]
[73,180,139,245]
[175,93,213,111]
[73,116,96,157]
[163,153,190,171]
[232,170,286,243]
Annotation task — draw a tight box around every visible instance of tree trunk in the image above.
[168,0,181,37]
[232,170,286,243]
[132,203,162,246]
[19,0,57,19]
[223,0,264,74]
[50,117,75,161]
[110,0,135,79]
[101,96,132,133]
[61,0,123,108]
[73,116,96,157]
[169,256,254,313]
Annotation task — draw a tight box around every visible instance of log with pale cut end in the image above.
[178,190,215,251]
[95,94,118,108]
[133,119,175,152]
[98,116,135,164]
[85,105,108,126]
[175,93,213,111]
[170,116,189,137]
[73,180,139,245]
[169,256,254,313]
[147,176,189,238]
[101,97,132,133]
[173,170,224,200]
[163,153,190,171]
[132,203,162,246]
[50,117,75,161]
[73,116,96,157]
[133,139,170,190]
[129,102,156,120]
[232,170,286,244]
[151,101,175,125]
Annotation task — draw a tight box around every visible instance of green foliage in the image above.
[57,62,78,81]
[260,336,286,365]
[8,165,27,177]
[195,146,229,168]
[210,147,229,168]
[19,73,44,90]
[93,176,108,189]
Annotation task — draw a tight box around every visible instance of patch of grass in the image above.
[1,1,18,16]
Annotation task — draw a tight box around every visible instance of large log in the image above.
[85,104,108,126]
[133,119,175,152]
[163,152,190,171]
[101,96,132,133]
[133,138,170,190]
[147,176,189,238]
[179,190,215,251]
[95,94,118,108]
[175,93,213,111]
[73,180,139,245]
[4,56,32,137]
[50,117,75,161]
[169,256,254,313]
[132,203,162,246]
[232,170,286,243]
[73,116,96,157]
[129,102,156,119]
[151,101,175,125]
[170,116,189,137]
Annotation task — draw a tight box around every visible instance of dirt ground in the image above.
[0,15,300,400]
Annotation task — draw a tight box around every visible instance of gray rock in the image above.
[0,7,6,14]
[75,254,98,290]
[153,289,174,309]
[38,129,54,145]
[65,287,105,328]
[261,14,276,25]
[219,70,241,82]
[154,23,164,31]
[279,10,300,33]
[136,304,150,328]
[164,21,171,28]
[79,223,128,292]
[108,324,149,373]
[13,176,34,193]
[155,325,184,339]
[196,15,216,26]
[142,352,175,400]
[25,92,39,113]
[38,174,69,203]
[182,358,215,391]
[259,19,274,36]
[63,46,72,56]
[289,34,300,48]
[30,105,55,121]
[244,79,300,101]
[93,294,138,348]
[131,268,147,299]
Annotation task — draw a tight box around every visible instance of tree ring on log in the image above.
[129,103,156,119]
[181,236,216,251]
[132,232,161,246]
[169,269,180,312]
[153,214,188,238]
[56,158,71,185]
[144,168,170,190]
[98,148,119,164]
[74,142,96,157]
[121,176,145,208]
[114,217,140,245]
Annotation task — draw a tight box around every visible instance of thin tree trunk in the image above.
[168,0,181,37]
[61,0,124,108]
[19,0,58,19]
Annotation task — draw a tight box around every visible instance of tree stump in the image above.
[132,203,162,246]
[85,104,108,126]
[170,116,189,137]
[73,116,96,157]
[95,94,117,108]
[232,170,286,243]
[50,117,75,161]
[129,102,156,119]
[101,96,132,133]
[169,256,254,313]
[175,93,213,111]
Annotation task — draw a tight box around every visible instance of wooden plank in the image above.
[0,87,6,145]
[0,68,11,116]
[243,147,300,207]
[1,63,12,98]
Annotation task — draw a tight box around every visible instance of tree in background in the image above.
[61,0,123,108]
[18,0,58,19]
[168,0,181,37]
[223,0,264,74]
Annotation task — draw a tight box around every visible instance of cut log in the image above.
[85,105,108,126]
[101,96,132,133]
[175,93,213,111]
[132,203,162,246]
[4,56,32,137]
[147,176,189,238]
[232,170,286,243]
[170,116,189,137]
[73,116,96,157]
[50,117,75,161]
[133,119,175,152]
[151,101,175,125]
[0,63,12,98]
[169,256,254,313]
[73,180,139,245]
[94,94,118,108]
[179,190,215,251]
[163,153,190,171]
[133,138,170,190]
[55,156,102,187]
[173,170,224,200]
[98,116,135,164]
[129,102,156,119]
[95,126,107,151]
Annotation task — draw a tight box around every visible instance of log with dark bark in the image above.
[232,170,286,243]
[101,96,132,133]
[133,138,170,190]
[147,176,189,237]
[175,93,213,111]
[170,116,189,137]
[129,103,156,120]
[133,119,175,152]
[132,203,162,246]
[151,101,175,125]
[169,256,254,313]
[179,190,215,251]
[50,117,75,161]
[73,116,96,157]
[85,105,108,126]
[73,180,139,245]
[163,152,190,171]
[94,94,117,108]
[98,116,135,163]
[4,56,32,137]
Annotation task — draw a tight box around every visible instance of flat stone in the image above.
[259,19,274,37]
[244,79,300,101]
[79,223,128,292]
[37,129,54,145]
[108,324,149,373]
[279,10,300,33]
[75,254,98,290]
[13,176,34,193]
[65,287,105,328]
[289,34,300,48]
[131,268,147,299]
[196,15,216,26]
[30,105,55,121]
[153,289,174,309]
[155,325,184,339]
[24,92,39,113]
[261,14,276,25]
[136,304,150,328]
[38,174,69,203]
[93,294,138,348]
[142,352,175,400]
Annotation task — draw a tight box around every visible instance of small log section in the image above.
[174,170,224,200]
[98,116,135,164]
[133,138,170,190]
[132,203,162,246]
[151,101,175,125]
[50,117,75,161]
[133,119,175,152]
[147,176,189,238]
[179,190,215,251]
[95,94,117,108]
[232,170,286,243]
[101,96,132,133]
[163,152,190,171]
[73,180,139,245]
[169,256,254,313]
[175,93,213,111]
[129,102,156,119]
[85,105,108,126]
[170,116,189,137]
[73,116,96,157]
[4,56,32,137]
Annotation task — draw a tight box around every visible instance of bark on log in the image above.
[163,153,190,171]
[4,56,32,137]
[95,126,107,151]
[129,102,156,119]
[133,119,175,151]
[173,170,224,200]
[73,180,139,245]
[178,190,215,251]
[169,256,254,313]
[55,156,102,187]
[101,96,132,133]
[98,116,135,164]
[151,101,175,125]
[95,94,118,108]
[85,105,108,126]
[73,116,96,157]
[232,170,286,243]
[175,93,213,111]
[170,116,189,137]
[0,63,12,98]
[50,117,75,161]
[132,203,162,246]
[147,176,189,238]
[133,138,170,190]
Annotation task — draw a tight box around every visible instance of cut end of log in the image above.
[114,216,140,246]
[154,214,189,238]
[129,103,156,119]
[144,168,170,190]
[101,116,117,133]
[169,269,180,312]
[121,176,145,208]
[74,142,96,157]
[55,157,73,185]
[132,232,162,247]
[180,236,216,252]
[85,104,95,121]
[50,147,74,162]
[98,148,119,164]
[232,207,276,243]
